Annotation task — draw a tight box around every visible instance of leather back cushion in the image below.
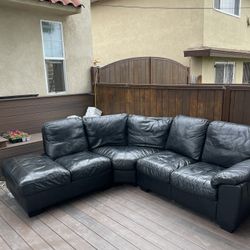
[202,121,250,167]
[166,115,209,160]
[83,114,128,149]
[42,118,88,160]
[128,115,172,149]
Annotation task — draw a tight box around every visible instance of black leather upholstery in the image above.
[113,169,137,184]
[3,114,250,232]
[166,115,209,160]
[137,151,195,182]
[42,118,88,160]
[171,162,223,200]
[211,159,250,187]
[56,152,111,181]
[92,146,160,170]
[128,115,172,149]
[172,187,217,220]
[137,172,172,198]
[83,114,128,149]
[5,170,112,216]
[202,121,250,167]
[2,155,70,196]
[216,183,250,232]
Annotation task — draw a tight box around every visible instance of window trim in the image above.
[214,62,236,84]
[213,0,241,18]
[40,20,67,95]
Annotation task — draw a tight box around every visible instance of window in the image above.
[41,21,66,93]
[214,0,240,16]
[243,62,250,83]
[215,62,235,84]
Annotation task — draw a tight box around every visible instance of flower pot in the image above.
[9,138,22,144]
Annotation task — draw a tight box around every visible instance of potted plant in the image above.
[4,130,30,143]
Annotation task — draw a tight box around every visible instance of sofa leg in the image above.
[28,208,45,217]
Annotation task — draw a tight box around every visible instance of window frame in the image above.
[40,20,67,95]
[213,0,241,18]
[214,61,235,84]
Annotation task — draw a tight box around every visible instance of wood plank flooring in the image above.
[0,184,250,250]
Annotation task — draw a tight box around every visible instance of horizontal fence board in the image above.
[96,83,250,125]
[0,94,94,134]
[229,89,250,125]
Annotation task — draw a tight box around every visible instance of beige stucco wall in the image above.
[203,0,250,50]
[201,0,250,84]
[92,0,205,68]
[0,0,92,97]
[92,0,250,84]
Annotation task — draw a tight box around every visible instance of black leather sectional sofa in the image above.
[3,114,250,232]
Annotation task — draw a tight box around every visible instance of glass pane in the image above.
[52,41,63,58]
[54,25,62,41]
[42,22,52,37]
[44,40,53,58]
[243,63,250,83]
[225,64,234,84]
[215,64,224,83]
[214,0,220,9]
[234,0,240,15]
[42,21,63,58]
[220,0,237,15]
[46,60,65,93]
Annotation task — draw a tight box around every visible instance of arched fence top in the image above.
[91,56,190,85]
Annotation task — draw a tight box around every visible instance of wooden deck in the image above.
[0,184,250,250]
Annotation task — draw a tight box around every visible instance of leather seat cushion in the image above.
[83,114,128,149]
[92,146,161,170]
[128,115,172,149]
[171,162,223,200]
[166,115,209,160]
[137,151,195,182]
[2,155,70,196]
[56,152,111,181]
[42,118,88,160]
[202,121,250,167]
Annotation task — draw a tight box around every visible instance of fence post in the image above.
[91,67,100,94]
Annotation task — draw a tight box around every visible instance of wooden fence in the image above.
[0,94,93,134]
[92,57,190,85]
[95,83,250,125]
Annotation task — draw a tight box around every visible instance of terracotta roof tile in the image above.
[39,0,83,8]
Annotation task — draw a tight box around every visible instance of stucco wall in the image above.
[91,0,204,67]
[92,0,250,84]
[201,0,250,83]
[203,0,250,50]
[0,0,92,97]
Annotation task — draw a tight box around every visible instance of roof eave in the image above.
[184,47,250,60]
[0,0,82,15]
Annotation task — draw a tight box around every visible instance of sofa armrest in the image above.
[216,183,250,232]
[211,159,250,187]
